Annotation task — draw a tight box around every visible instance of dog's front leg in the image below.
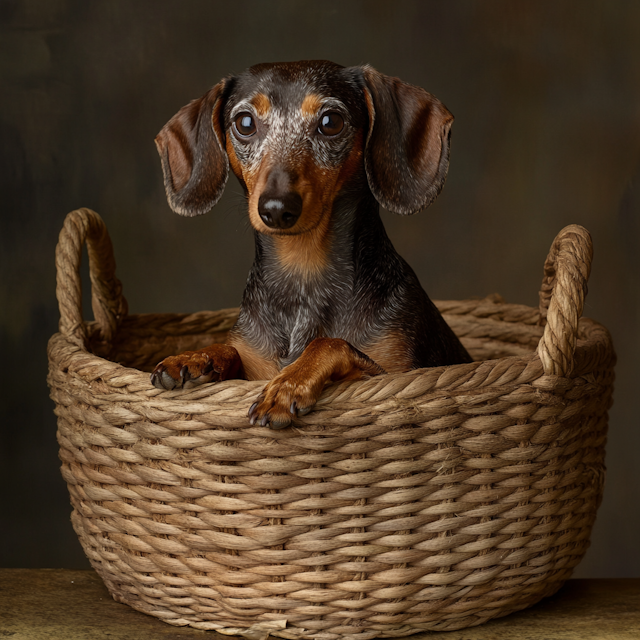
[248,338,385,429]
[151,344,242,390]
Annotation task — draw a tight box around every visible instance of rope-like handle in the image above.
[55,208,128,346]
[537,224,593,376]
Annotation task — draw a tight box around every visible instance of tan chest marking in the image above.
[226,333,280,381]
[364,330,414,374]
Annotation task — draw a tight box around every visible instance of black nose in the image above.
[258,192,302,229]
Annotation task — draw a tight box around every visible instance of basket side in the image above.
[48,312,614,639]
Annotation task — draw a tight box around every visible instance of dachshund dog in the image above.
[151,60,471,428]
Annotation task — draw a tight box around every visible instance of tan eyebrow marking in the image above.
[250,93,271,117]
[301,93,323,117]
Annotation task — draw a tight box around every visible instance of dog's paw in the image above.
[151,345,240,391]
[248,375,319,430]
[246,338,385,429]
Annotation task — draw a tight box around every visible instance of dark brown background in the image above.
[1,1,638,577]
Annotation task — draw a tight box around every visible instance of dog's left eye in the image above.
[318,112,344,137]
[233,113,257,138]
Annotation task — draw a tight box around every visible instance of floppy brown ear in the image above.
[155,79,231,216]
[361,66,453,215]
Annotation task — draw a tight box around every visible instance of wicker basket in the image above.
[48,208,615,640]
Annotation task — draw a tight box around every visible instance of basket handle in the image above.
[536,224,592,376]
[55,208,128,346]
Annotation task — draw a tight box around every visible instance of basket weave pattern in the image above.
[48,209,615,639]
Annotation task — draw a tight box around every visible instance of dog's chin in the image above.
[251,212,329,238]
[260,225,309,238]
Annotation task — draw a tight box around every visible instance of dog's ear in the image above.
[360,66,453,215]
[155,79,232,216]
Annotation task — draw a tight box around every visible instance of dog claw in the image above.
[248,401,295,430]
[289,399,312,417]
[179,365,190,385]
[202,360,214,375]
[150,371,162,390]
[161,370,178,390]
[150,364,180,391]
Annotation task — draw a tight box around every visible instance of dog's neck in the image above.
[256,187,398,287]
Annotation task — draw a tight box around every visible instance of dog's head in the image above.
[156,60,453,234]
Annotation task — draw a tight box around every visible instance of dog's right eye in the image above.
[233,113,256,138]
[318,111,344,137]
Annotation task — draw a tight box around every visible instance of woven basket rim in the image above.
[47,305,612,419]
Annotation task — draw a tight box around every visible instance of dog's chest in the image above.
[272,275,353,366]
[239,266,368,367]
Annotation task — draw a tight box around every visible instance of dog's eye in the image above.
[233,113,256,138]
[318,112,344,137]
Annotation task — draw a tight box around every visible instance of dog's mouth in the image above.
[253,212,327,238]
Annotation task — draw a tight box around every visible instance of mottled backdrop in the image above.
[1,0,639,576]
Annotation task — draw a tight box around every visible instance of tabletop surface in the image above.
[0,570,638,640]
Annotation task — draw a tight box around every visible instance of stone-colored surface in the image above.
[0,570,638,640]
